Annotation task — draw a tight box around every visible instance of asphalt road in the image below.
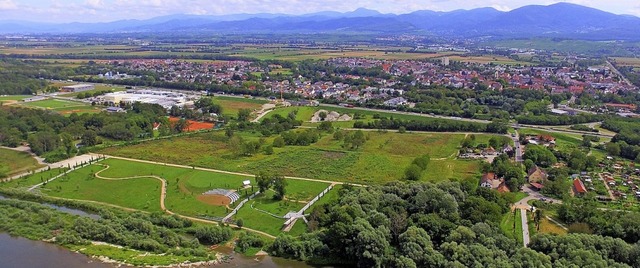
[520,208,530,247]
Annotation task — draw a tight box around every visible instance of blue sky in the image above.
[1,0,639,23]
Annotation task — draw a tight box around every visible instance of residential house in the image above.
[573,178,588,195]
[527,165,548,184]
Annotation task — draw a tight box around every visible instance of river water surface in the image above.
[0,196,311,267]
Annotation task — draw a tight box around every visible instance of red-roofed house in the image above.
[573,178,588,195]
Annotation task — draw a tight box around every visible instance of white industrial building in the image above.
[99,89,191,109]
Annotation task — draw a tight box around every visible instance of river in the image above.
[0,196,311,267]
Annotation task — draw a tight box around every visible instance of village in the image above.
[92,56,636,110]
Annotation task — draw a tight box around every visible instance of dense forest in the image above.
[270,181,640,267]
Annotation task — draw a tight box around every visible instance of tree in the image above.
[398,126,406,133]
[236,218,244,229]
[350,130,366,149]
[173,118,189,133]
[404,164,423,181]
[264,145,274,155]
[606,142,621,156]
[273,176,287,200]
[255,172,272,193]
[81,130,98,146]
[318,121,333,132]
[273,136,285,148]
[534,209,543,231]
[237,109,252,122]
[319,111,327,121]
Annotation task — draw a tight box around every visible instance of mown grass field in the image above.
[212,96,267,117]
[17,98,101,115]
[99,128,491,184]
[42,164,163,212]
[36,157,331,237]
[0,95,31,104]
[0,148,45,178]
[0,168,66,189]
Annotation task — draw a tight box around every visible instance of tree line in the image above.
[268,181,640,267]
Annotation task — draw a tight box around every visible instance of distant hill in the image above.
[1,3,639,40]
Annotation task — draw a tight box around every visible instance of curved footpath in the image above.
[92,164,277,239]
[90,153,365,187]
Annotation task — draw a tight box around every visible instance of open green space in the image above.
[42,164,163,212]
[0,95,31,103]
[252,190,305,216]
[0,148,45,178]
[212,96,267,117]
[17,98,101,115]
[0,168,66,189]
[99,130,490,184]
[234,202,287,236]
[500,210,523,245]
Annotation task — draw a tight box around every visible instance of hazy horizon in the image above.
[0,0,638,23]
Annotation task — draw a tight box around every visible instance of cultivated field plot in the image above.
[0,148,45,178]
[99,129,490,184]
[611,57,640,67]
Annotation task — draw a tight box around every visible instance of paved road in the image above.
[520,208,530,247]
[512,130,523,162]
[606,60,634,87]
[514,185,563,210]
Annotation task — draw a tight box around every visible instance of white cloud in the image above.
[0,0,17,10]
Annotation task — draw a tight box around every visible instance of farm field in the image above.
[611,57,640,67]
[98,129,491,184]
[0,148,45,178]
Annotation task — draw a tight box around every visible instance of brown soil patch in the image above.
[169,117,215,131]
[323,151,346,159]
[197,194,231,206]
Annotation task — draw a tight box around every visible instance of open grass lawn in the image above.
[537,217,568,235]
[43,164,163,212]
[252,190,305,216]
[0,148,45,178]
[0,95,31,103]
[100,130,489,184]
[284,179,330,201]
[22,99,87,109]
[500,210,523,245]
[307,184,343,210]
[18,98,101,115]
[212,96,267,117]
[234,202,286,236]
[0,168,66,189]
[288,220,308,237]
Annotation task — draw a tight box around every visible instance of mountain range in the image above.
[2,3,640,40]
